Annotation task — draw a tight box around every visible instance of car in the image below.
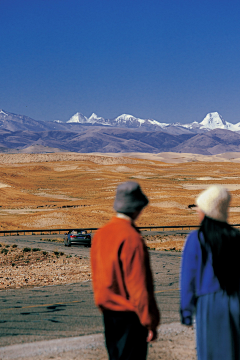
[64,229,91,247]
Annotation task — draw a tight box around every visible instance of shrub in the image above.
[1,248,8,255]
[42,251,48,255]
[23,247,31,252]
[32,248,41,252]
[12,244,18,248]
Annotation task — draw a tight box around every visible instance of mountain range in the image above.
[1,109,240,155]
[61,111,240,132]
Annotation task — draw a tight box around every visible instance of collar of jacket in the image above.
[115,213,141,234]
[116,213,132,222]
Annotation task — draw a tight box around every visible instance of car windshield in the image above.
[68,230,87,235]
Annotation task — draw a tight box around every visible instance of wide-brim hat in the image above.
[113,181,149,214]
[196,185,231,222]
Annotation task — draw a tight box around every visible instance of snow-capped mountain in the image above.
[88,113,106,124]
[112,114,169,128]
[0,110,8,117]
[66,112,169,129]
[200,112,240,131]
[200,112,227,129]
[66,112,88,123]
[1,108,240,155]
[114,114,145,124]
[181,112,240,132]
[182,112,229,130]
[66,110,240,132]
[1,108,240,134]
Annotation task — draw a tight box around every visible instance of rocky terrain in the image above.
[0,241,91,290]
[0,234,185,291]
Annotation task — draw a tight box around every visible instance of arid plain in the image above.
[2,152,240,360]
[1,151,240,231]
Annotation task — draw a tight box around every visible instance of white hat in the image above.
[196,185,231,222]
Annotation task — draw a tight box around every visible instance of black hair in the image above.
[198,216,240,295]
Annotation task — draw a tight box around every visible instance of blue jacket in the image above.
[180,230,221,325]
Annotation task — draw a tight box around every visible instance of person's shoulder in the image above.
[94,217,137,237]
[186,230,199,241]
[183,230,200,252]
[93,218,115,237]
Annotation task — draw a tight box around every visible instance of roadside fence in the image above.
[1,224,240,236]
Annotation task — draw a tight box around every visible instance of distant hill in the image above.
[174,129,240,155]
[1,109,240,154]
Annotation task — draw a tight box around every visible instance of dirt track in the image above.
[0,323,196,360]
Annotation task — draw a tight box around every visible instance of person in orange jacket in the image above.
[91,181,160,360]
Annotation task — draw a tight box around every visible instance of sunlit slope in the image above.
[0,152,240,230]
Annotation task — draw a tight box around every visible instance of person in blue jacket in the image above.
[180,185,240,360]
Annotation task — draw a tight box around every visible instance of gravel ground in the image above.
[0,242,91,290]
[0,234,184,291]
[0,323,196,360]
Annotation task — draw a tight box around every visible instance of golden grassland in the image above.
[0,152,240,231]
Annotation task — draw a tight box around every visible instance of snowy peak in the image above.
[200,112,226,129]
[66,112,88,123]
[88,113,106,124]
[65,112,169,129]
[199,112,240,131]
[148,119,169,127]
[65,111,240,132]
[113,114,168,128]
[115,114,138,122]
[181,112,240,132]
[89,113,99,120]
[0,109,8,117]
[114,114,146,126]
[182,121,201,130]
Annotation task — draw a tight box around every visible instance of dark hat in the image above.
[113,181,149,214]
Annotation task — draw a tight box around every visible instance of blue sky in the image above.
[1,0,240,124]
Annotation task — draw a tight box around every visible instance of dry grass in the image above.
[0,152,240,232]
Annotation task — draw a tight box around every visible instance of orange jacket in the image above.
[91,216,160,330]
